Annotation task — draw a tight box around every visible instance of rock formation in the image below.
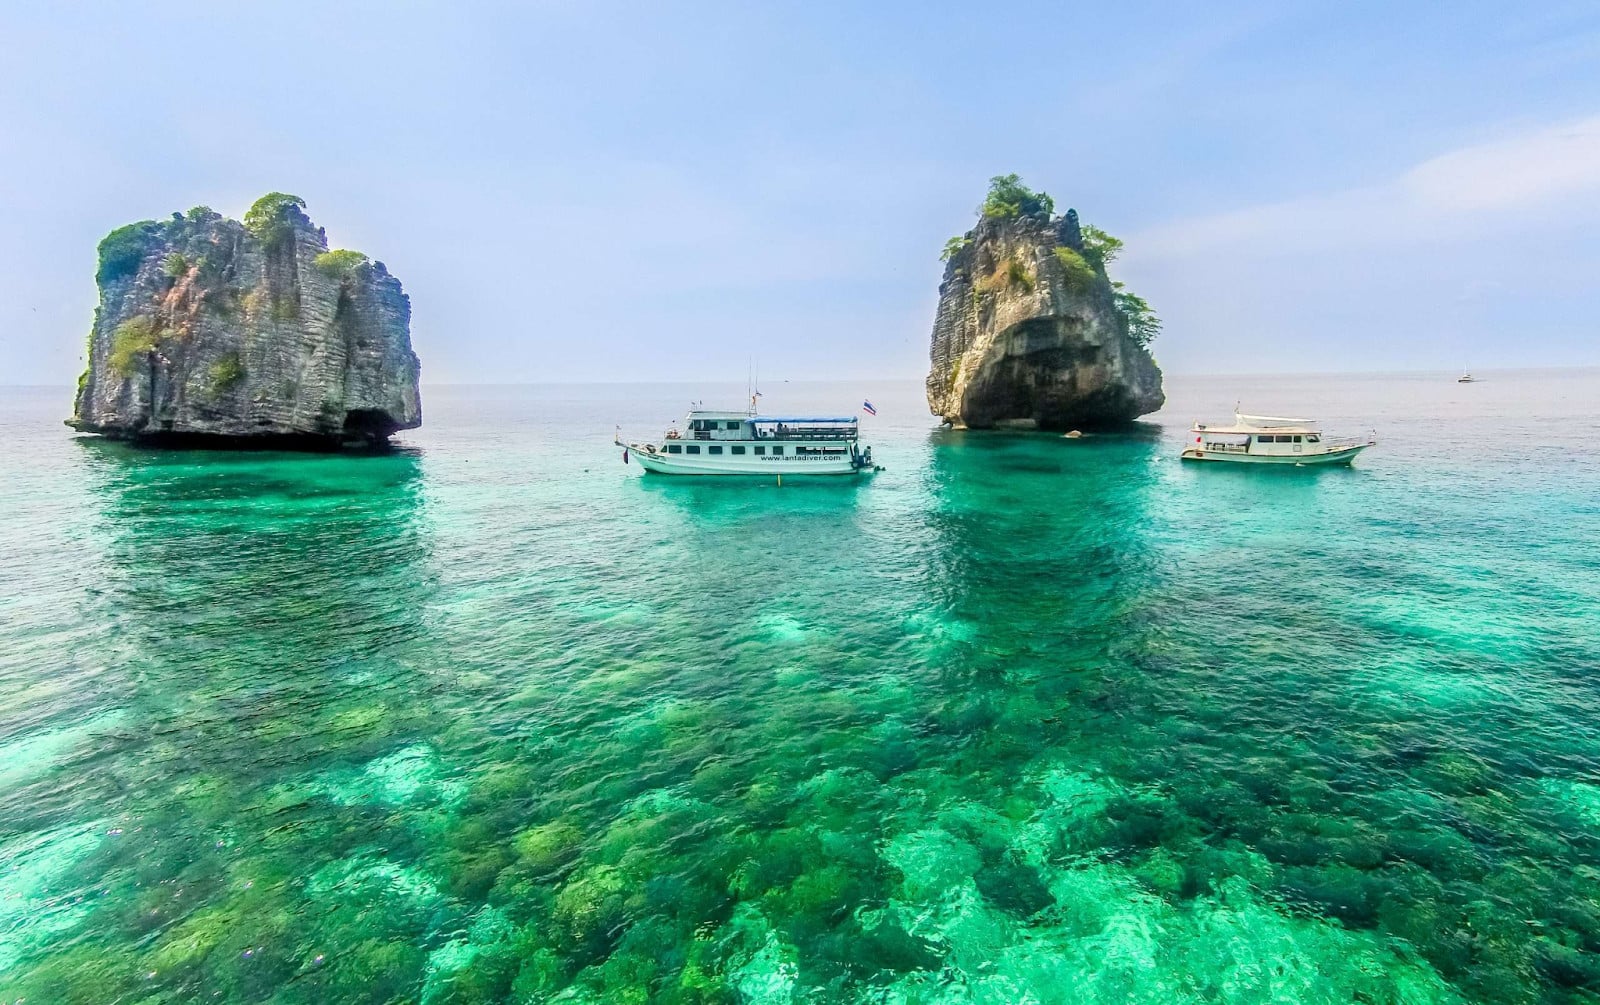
[926,186,1164,429]
[70,194,421,446]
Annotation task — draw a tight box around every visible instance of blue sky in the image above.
[2,0,1596,384]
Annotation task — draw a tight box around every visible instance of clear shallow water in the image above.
[1,371,1598,1004]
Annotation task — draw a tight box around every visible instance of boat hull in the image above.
[1180,443,1371,466]
[626,445,866,476]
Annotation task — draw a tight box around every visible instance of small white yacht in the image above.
[1181,412,1375,466]
[616,404,877,477]
[1457,373,1476,383]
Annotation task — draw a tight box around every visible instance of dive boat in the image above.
[1457,373,1476,383]
[616,405,878,476]
[1181,412,1375,466]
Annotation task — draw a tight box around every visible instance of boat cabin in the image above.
[1194,428,1324,456]
[1192,415,1324,457]
[678,412,859,441]
[655,411,862,461]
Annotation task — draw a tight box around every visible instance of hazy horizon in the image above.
[3,1,1596,386]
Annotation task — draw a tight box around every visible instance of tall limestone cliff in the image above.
[70,194,421,446]
[926,178,1164,429]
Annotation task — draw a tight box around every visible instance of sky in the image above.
[1,0,1596,385]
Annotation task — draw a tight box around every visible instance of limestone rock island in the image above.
[927,175,1164,429]
[70,193,421,446]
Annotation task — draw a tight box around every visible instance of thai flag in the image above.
[862,400,877,416]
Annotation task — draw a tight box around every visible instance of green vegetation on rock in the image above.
[939,235,970,262]
[1052,246,1098,294]
[162,252,190,279]
[314,249,369,278]
[95,221,158,285]
[107,316,158,376]
[244,192,307,247]
[1113,283,1162,349]
[209,352,245,393]
[981,174,1054,219]
[1080,225,1123,271]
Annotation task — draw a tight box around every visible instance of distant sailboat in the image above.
[1457,371,1476,383]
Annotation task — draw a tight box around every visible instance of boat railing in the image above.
[1324,434,1370,449]
[762,430,856,441]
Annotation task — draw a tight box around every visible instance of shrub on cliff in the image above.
[314,249,369,278]
[209,352,245,392]
[940,235,970,262]
[1053,247,1097,294]
[108,316,159,375]
[978,256,1036,294]
[1114,284,1161,348]
[982,174,1054,219]
[244,192,307,246]
[96,222,159,285]
[1080,225,1123,270]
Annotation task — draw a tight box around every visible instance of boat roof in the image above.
[1194,423,1320,434]
[683,409,857,423]
[1193,411,1321,434]
[1235,412,1315,428]
[750,416,856,424]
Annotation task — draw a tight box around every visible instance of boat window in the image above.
[726,421,741,430]
[731,445,745,455]
[1307,435,1320,443]
[753,445,765,455]
[666,444,682,454]
[686,445,700,454]
[1293,435,1303,443]
[771,446,784,455]
[708,445,723,454]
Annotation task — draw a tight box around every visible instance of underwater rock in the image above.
[70,194,421,447]
[926,189,1164,429]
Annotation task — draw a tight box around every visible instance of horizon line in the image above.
[6,363,1597,391]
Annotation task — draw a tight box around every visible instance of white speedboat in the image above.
[1457,373,1476,383]
[1181,412,1374,466]
[616,406,877,476]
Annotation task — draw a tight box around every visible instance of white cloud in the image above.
[1402,115,1600,212]
[1130,114,1600,260]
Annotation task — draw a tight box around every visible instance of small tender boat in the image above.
[1181,412,1374,466]
[616,404,878,476]
[1457,373,1476,383]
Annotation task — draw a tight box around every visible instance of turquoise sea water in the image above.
[2,371,1599,1004]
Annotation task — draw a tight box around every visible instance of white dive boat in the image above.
[1457,372,1476,383]
[616,406,878,476]
[1181,412,1375,466]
